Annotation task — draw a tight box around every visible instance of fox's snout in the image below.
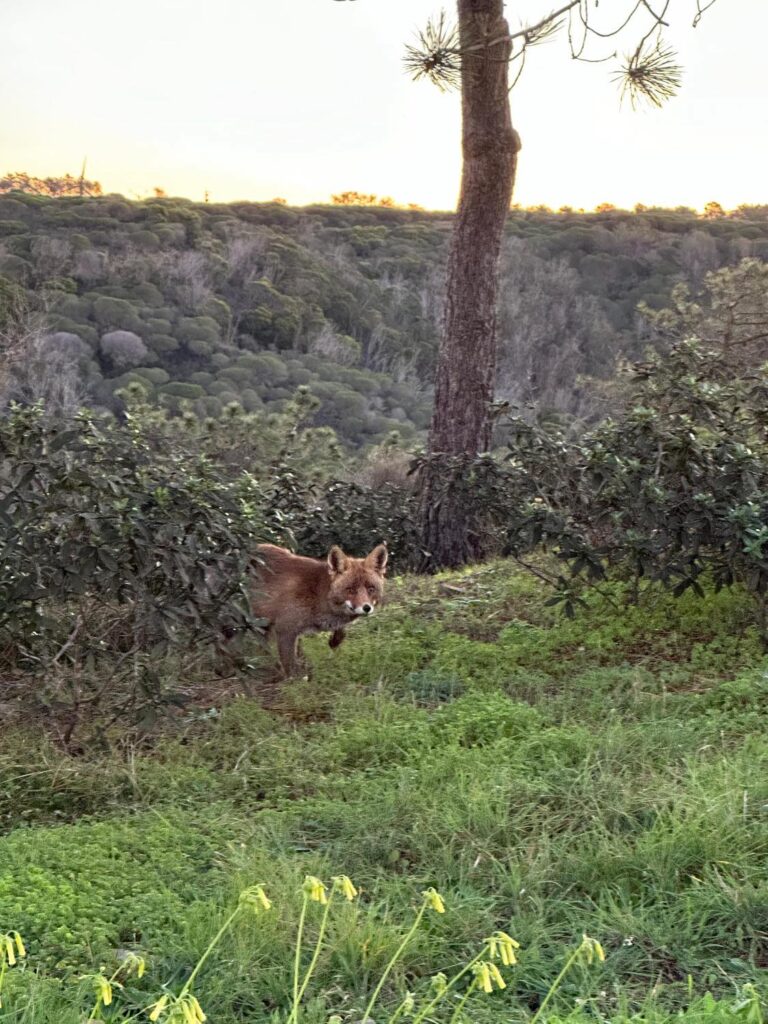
[345,599,375,616]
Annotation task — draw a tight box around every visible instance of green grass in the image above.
[1,563,767,1022]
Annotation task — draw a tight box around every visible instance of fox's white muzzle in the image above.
[345,600,374,616]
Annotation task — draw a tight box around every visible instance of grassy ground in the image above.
[1,563,767,1022]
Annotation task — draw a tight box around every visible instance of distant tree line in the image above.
[0,186,767,448]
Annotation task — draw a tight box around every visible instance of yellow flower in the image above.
[473,962,493,994]
[333,875,358,901]
[303,875,328,904]
[402,991,415,1014]
[180,993,207,1023]
[430,972,448,996]
[488,962,507,990]
[240,885,272,914]
[473,960,506,993]
[487,930,520,966]
[120,951,146,978]
[580,934,606,964]
[148,994,169,1021]
[93,974,113,1006]
[421,887,446,913]
[1,933,26,966]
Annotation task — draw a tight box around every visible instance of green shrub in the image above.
[434,693,545,747]
[248,351,290,382]
[100,329,148,369]
[145,316,173,335]
[160,381,205,399]
[129,281,164,305]
[147,332,180,355]
[51,292,91,320]
[0,219,27,236]
[0,810,237,970]
[0,402,264,736]
[177,315,220,343]
[240,305,273,339]
[203,296,232,330]
[0,253,32,282]
[189,370,215,386]
[133,366,170,386]
[92,294,142,331]
[186,335,215,356]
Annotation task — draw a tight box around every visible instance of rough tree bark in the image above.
[420,0,520,569]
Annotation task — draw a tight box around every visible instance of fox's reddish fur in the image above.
[252,542,388,678]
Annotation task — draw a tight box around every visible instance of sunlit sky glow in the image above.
[2,0,766,211]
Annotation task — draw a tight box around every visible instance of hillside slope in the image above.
[1,195,767,440]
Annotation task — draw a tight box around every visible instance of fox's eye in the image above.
[366,585,376,595]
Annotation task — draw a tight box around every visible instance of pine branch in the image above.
[404,1,714,106]
[614,40,683,108]
[403,11,461,91]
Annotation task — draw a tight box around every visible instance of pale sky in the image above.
[2,0,766,211]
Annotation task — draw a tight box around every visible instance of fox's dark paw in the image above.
[329,629,346,649]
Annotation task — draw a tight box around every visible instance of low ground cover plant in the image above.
[1,565,767,1022]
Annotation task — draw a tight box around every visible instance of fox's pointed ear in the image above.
[366,543,388,575]
[327,545,348,576]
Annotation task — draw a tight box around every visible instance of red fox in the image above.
[251,542,388,678]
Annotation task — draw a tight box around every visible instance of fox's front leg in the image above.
[275,629,301,678]
[329,628,346,649]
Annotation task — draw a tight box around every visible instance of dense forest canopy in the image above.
[1,190,767,444]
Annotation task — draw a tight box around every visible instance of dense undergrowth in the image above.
[1,563,766,1022]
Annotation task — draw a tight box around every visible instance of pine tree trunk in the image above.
[420,0,519,569]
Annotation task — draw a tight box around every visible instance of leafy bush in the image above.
[491,339,768,622]
[100,328,148,368]
[406,324,768,630]
[160,380,205,399]
[290,479,422,572]
[92,294,141,331]
[0,400,265,738]
[133,366,170,386]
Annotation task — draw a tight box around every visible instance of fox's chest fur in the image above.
[250,541,388,678]
[306,611,360,634]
